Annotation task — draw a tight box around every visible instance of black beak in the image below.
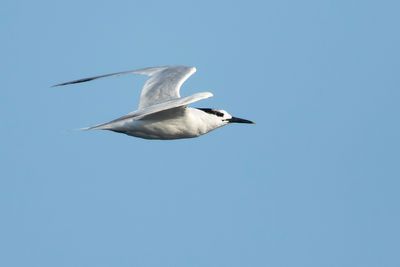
[227,117,255,124]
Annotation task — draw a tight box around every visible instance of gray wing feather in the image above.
[135,66,196,109]
[83,92,213,130]
[53,65,197,109]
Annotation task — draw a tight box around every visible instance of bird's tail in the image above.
[79,121,113,131]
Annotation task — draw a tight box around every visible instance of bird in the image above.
[54,65,254,140]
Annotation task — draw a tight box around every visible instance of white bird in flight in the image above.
[54,65,254,140]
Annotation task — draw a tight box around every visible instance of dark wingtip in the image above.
[52,77,98,87]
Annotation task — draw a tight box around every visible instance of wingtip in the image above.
[51,76,102,88]
[51,81,73,87]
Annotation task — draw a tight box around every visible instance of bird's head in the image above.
[197,108,254,127]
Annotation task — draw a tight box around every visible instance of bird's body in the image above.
[102,107,222,140]
[54,66,253,140]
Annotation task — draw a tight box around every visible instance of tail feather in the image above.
[80,122,112,131]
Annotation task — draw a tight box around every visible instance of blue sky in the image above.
[1,0,399,266]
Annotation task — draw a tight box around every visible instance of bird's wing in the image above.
[134,66,196,109]
[53,65,197,109]
[83,92,213,130]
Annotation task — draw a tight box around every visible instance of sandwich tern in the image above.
[54,65,254,140]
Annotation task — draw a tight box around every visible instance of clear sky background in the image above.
[1,0,399,266]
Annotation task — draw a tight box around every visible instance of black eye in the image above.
[215,111,224,117]
[197,108,224,117]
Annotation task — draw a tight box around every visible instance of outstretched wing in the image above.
[83,92,213,131]
[134,66,196,109]
[53,65,197,109]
